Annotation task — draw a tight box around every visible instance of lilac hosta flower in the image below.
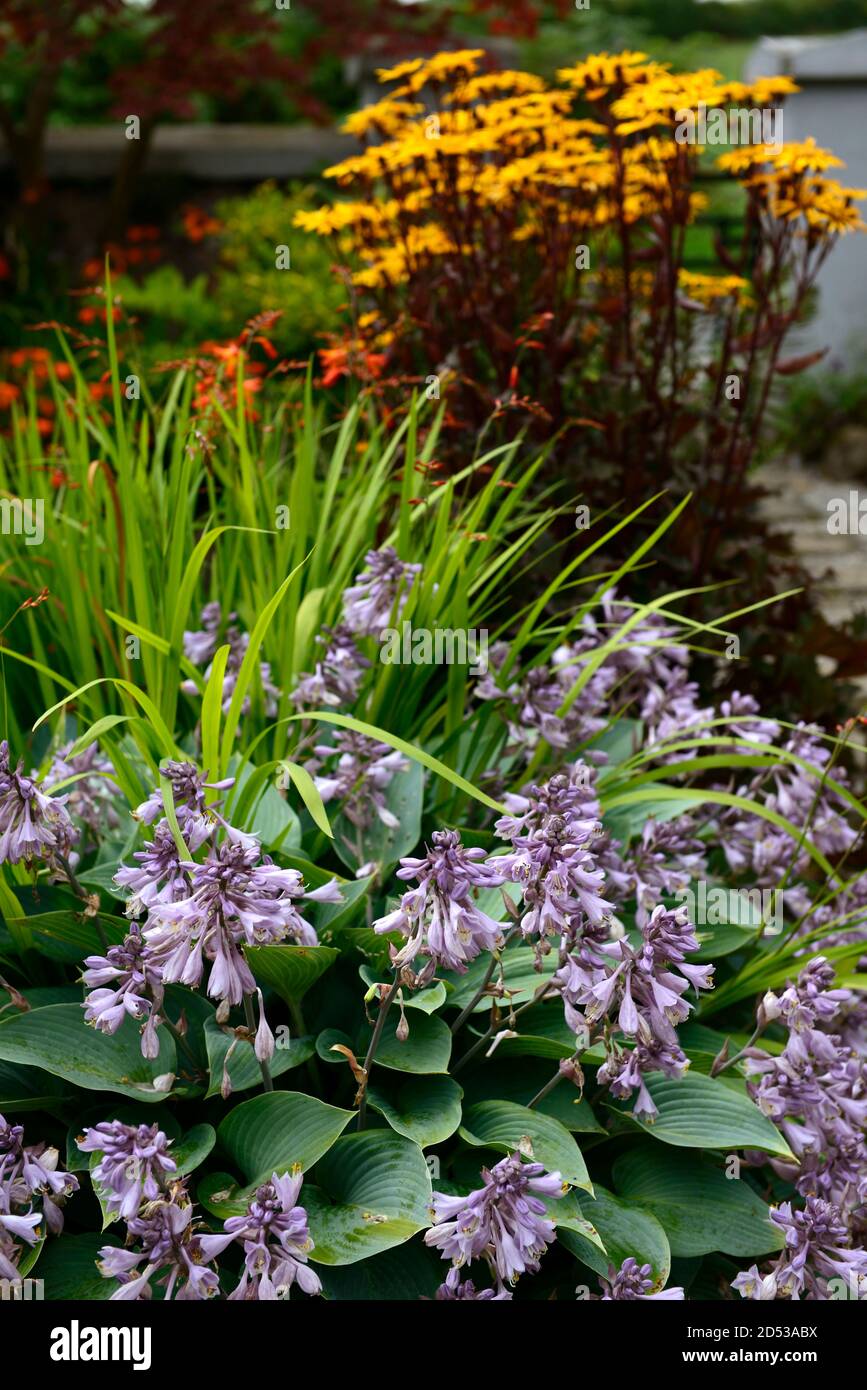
[615,816,707,929]
[133,760,235,852]
[599,1257,684,1300]
[182,603,280,718]
[144,841,341,1008]
[199,1171,321,1300]
[494,767,612,950]
[0,1113,78,1279]
[745,958,867,1212]
[596,1038,692,1121]
[640,669,714,751]
[374,829,506,975]
[113,822,191,919]
[719,722,856,900]
[290,624,371,711]
[475,642,607,768]
[98,1182,220,1300]
[341,546,421,637]
[717,691,781,748]
[254,988,275,1065]
[0,740,74,866]
[763,956,852,1035]
[556,903,714,1117]
[305,730,407,830]
[82,924,166,1057]
[43,740,120,844]
[183,599,222,667]
[91,832,340,1054]
[77,1121,177,1221]
[435,1267,513,1300]
[773,725,857,860]
[733,1197,867,1300]
[731,1265,780,1300]
[426,1153,566,1286]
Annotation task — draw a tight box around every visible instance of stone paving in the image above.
[758,458,867,631]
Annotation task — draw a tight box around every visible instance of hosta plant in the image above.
[0,364,865,1300]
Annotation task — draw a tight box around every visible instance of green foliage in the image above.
[0,333,862,1303]
[113,184,345,365]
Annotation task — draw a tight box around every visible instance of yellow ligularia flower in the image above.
[323,150,390,184]
[719,139,845,177]
[342,99,425,139]
[451,71,547,104]
[557,51,661,95]
[390,49,485,96]
[679,270,751,304]
[293,201,401,236]
[772,178,867,234]
[299,47,864,299]
[375,57,424,84]
[719,76,800,105]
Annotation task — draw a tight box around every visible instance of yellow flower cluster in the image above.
[718,138,866,235]
[679,270,751,304]
[295,50,865,297]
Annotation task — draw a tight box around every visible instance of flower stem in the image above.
[711,1020,765,1077]
[163,1016,201,1073]
[453,980,558,1075]
[56,852,108,951]
[356,975,401,1131]
[527,1069,565,1110]
[450,927,518,1035]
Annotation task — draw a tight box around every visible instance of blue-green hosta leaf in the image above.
[316,875,374,932]
[327,923,400,969]
[0,1059,74,1113]
[333,757,423,874]
[608,1071,793,1156]
[203,1017,315,1099]
[244,943,338,1004]
[367,1074,463,1147]
[459,1060,603,1133]
[306,1130,432,1266]
[36,1233,122,1300]
[613,1147,785,1258]
[216,1091,353,1188]
[2,911,127,964]
[316,1028,355,1064]
[169,1122,216,1178]
[317,1241,442,1301]
[547,1190,605,1250]
[1,984,84,1010]
[16,1235,45,1280]
[0,1005,176,1102]
[443,945,558,1013]
[360,1009,452,1075]
[459,1100,591,1192]
[359,966,446,1014]
[480,1002,577,1061]
[558,1185,671,1283]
